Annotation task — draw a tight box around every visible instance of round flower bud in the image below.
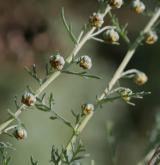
[109,0,123,9]
[50,54,65,71]
[134,72,148,85]
[145,31,158,45]
[120,88,132,102]
[82,103,94,115]
[103,29,119,44]
[21,92,36,106]
[89,13,104,28]
[78,56,92,70]
[14,127,27,140]
[132,0,145,14]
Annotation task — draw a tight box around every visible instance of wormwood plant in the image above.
[0,0,160,164]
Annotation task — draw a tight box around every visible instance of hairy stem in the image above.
[58,7,160,165]
[0,5,111,135]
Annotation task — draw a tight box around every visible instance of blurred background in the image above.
[0,0,160,164]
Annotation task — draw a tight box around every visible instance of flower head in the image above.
[134,72,148,85]
[145,31,158,45]
[77,55,92,70]
[120,88,132,102]
[103,29,119,44]
[50,54,65,71]
[132,0,145,14]
[21,92,36,106]
[89,13,104,28]
[14,126,27,140]
[82,103,94,115]
[109,0,123,9]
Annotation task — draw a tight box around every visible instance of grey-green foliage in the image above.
[30,156,38,165]
[50,140,86,165]
[0,142,14,165]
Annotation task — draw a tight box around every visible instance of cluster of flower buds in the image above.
[109,0,123,9]
[77,55,92,70]
[134,72,148,85]
[145,31,158,45]
[120,88,132,102]
[103,29,119,44]
[82,103,94,115]
[132,0,145,14]
[50,54,65,71]
[21,92,36,106]
[14,126,27,140]
[89,13,104,28]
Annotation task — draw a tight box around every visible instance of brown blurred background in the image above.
[0,0,160,164]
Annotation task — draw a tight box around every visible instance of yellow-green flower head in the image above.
[82,103,94,115]
[134,72,148,85]
[50,54,65,71]
[145,31,158,45]
[21,92,36,106]
[103,29,119,44]
[14,127,27,140]
[78,55,92,70]
[132,0,145,14]
[89,13,104,28]
[120,88,132,102]
[109,0,124,9]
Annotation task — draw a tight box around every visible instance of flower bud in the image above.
[82,103,94,115]
[89,13,104,28]
[78,56,92,70]
[103,29,119,44]
[21,92,36,106]
[50,54,65,71]
[132,0,145,14]
[109,0,123,9]
[120,88,132,102]
[145,31,158,45]
[134,72,148,85]
[14,127,27,140]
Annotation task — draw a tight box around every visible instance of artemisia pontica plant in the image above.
[1,0,160,164]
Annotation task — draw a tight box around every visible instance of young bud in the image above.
[132,0,145,14]
[50,54,65,71]
[82,103,94,115]
[103,29,119,44]
[145,31,158,45]
[109,0,123,9]
[120,88,132,102]
[134,72,148,85]
[14,127,27,140]
[21,92,36,106]
[89,13,104,28]
[78,56,92,70]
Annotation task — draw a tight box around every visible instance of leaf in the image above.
[63,70,102,80]
[61,7,77,44]
[49,93,54,108]
[30,156,38,165]
[5,156,11,165]
[109,12,130,45]
[50,116,58,120]
[50,145,61,163]
[25,65,42,85]
[35,104,51,112]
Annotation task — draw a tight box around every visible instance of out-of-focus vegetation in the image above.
[0,0,160,164]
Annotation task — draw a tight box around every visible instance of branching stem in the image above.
[0,5,111,135]
[57,7,160,165]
